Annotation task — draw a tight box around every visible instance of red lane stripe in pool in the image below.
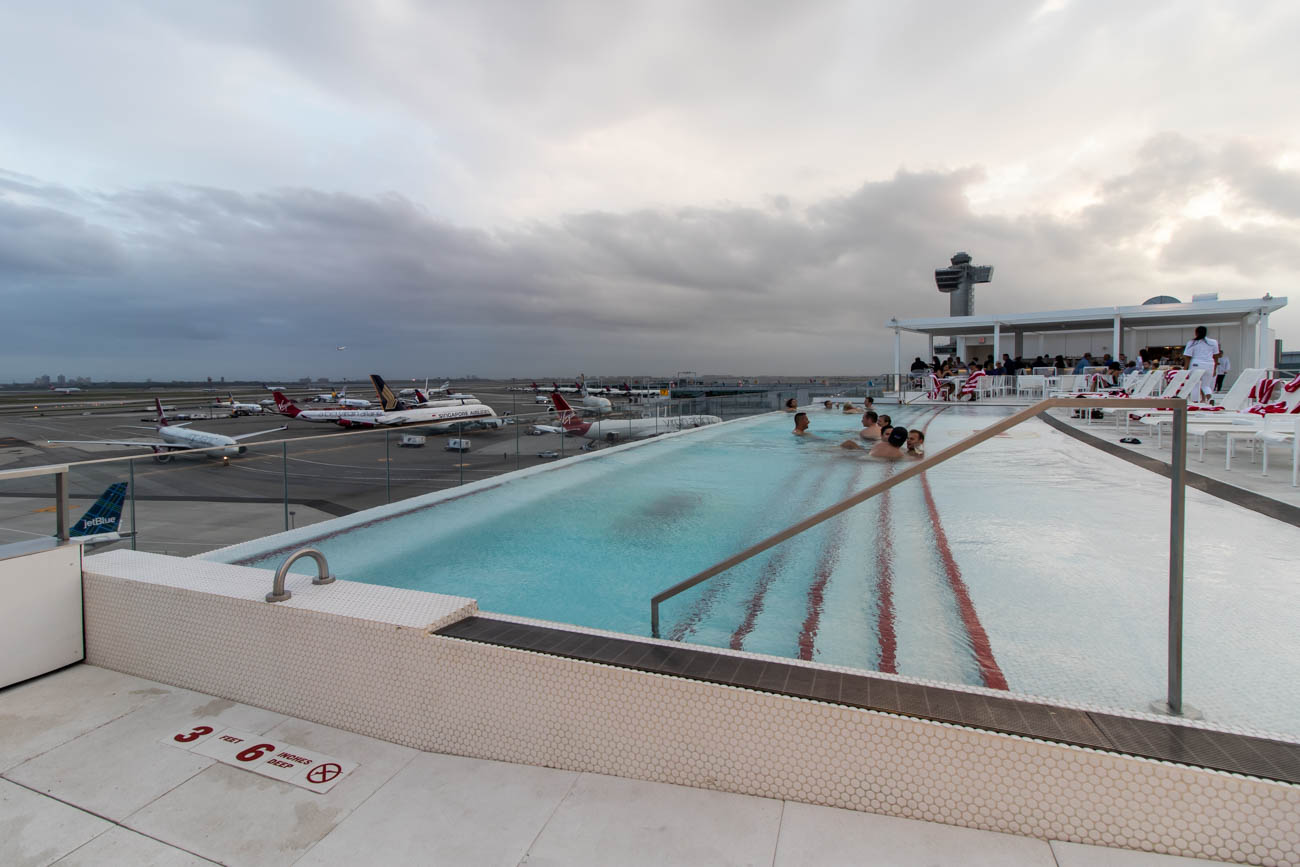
[731,464,837,651]
[797,409,932,664]
[795,474,859,660]
[874,467,898,673]
[669,460,823,642]
[916,408,1009,691]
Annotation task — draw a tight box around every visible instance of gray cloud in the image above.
[2,133,1297,381]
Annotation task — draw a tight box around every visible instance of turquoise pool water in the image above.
[213,406,1300,739]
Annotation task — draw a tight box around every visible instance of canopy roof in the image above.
[889,296,1287,337]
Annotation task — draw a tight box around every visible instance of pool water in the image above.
[214,406,1300,740]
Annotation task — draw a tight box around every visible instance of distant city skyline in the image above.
[3,0,1298,379]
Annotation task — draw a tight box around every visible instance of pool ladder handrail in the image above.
[649,396,1193,717]
[266,547,336,603]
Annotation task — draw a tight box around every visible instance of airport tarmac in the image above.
[0,385,599,556]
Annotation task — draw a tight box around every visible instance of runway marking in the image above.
[33,504,82,513]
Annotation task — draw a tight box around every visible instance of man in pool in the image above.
[868,426,908,459]
[793,412,812,436]
[859,410,882,440]
[906,429,925,458]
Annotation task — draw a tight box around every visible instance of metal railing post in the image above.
[386,430,392,502]
[282,441,289,531]
[129,458,137,550]
[1166,402,1188,715]
[650,395,1195,714]
[55,469,69,541]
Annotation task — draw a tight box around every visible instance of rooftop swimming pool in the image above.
[209,405,1300,740]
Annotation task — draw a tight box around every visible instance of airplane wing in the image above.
[48,439,188,450]
[231,425,288,441]
[531,425,565,434]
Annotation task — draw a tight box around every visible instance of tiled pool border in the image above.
[81,550,1300,867]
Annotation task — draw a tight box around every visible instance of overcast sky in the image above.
[3,0,1299,381]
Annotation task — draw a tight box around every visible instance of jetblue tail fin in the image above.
[70,482,127,540]
[369,374,400,411]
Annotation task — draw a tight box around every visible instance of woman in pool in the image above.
[784,398,799,413]
[841,402,858,413]
[869,426,908,459]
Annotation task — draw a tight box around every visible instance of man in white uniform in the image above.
[1215,351,1231,391]
[1182,326,1220,402]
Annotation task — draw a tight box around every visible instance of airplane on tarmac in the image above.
[49,399,286,462]
[67,483,129,547]
[51,386,82,393]
[272,391,386,424]
[575,378,612,414]
[371,377,482,412]
[535,392,720,442]
[363,375,500,429]
[303,386,371,408]
[223,394,264,416]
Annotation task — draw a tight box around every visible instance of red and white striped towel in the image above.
[1250,378,1279,403]
[959,370,986,397]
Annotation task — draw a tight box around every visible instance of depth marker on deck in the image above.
[161,723,357,792]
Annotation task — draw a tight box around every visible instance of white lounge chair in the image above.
[1124,370,1201,434]
[1184,382,1300,461]
[1016,375,1046,400]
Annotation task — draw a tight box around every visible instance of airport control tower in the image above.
[934,251,993,317]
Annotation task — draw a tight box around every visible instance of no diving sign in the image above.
[162,724,357,793]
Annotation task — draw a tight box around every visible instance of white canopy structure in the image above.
[887,295,1287,386]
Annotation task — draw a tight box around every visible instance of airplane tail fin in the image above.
[369,374,400,411]
[414,389,428,404]
[272,391,301,417]
[70,482,127,539]
[154,398,168,427]
[550,391,588,432]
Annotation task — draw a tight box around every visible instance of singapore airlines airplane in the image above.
[50,400,286,461]
[535,392,720,442]
[365,375,499,429]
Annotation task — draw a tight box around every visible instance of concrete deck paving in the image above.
[1,664,1233,867]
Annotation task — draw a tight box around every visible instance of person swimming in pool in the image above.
[793,412,813,436]
[841,402,858,413]
[868,426,908,459]
[905,429,925,458]
[785,398,799,413]
[859,410,882,440]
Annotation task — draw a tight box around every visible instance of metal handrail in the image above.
[649,397,1192,716]
[266,547,335,602]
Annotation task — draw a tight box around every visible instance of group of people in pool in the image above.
[787,398,924,460]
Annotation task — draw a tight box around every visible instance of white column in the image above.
[1258,312,1271,368]
[992,322,1001,364]
[893,327,902,389]
[956,336,966,360]
[1112,314,1121,360]
[927,334,934,361]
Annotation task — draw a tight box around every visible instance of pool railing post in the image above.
[386,430,392,502]
[1167,400,1187,716]
[129,457,137,550]
[55,467,69,541]
[282,441,289,531]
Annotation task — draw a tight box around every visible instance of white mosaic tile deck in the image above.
[81,551,1300,867]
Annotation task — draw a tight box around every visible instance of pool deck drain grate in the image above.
[437,616,1300,786]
